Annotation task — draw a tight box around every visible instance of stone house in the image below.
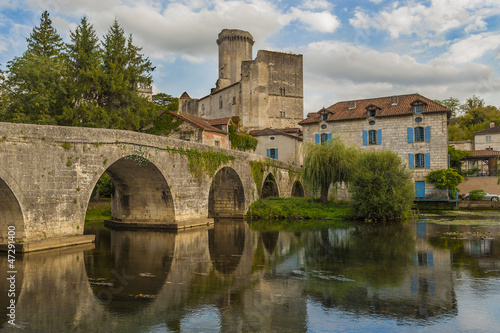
[299,93,451,198]
[157,111,230,149]
[249,128,303,166]
[474,123,500,151]
[179,29,304,133]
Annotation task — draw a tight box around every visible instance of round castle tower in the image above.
[216,29,254,90]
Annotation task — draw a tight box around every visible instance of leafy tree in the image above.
[435,97,460,119]
[0,11,69,124]
[460,95,485,113]
[153,93,178,111]
[425,169,463,191]
[302,137,358,203]
[350,150,414,220]
[448,145,472,170]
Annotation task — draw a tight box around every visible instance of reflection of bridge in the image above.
[0,122,303,251]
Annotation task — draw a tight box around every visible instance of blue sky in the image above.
[0,0,499,115]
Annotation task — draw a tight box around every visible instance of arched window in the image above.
[219,96,223,109]
[415,127,424,142]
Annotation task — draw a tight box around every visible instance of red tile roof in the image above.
[207,117,232,126]
[473,125,500,136]
[299,93,451,125]
[166,111,227,134]
[466,149,500,158]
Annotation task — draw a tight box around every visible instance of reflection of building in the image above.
[299,94,451,199]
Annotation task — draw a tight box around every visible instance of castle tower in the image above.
[216,29,254,91]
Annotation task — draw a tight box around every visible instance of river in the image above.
[1,219,500,332]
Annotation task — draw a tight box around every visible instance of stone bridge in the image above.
[0,122,303,251]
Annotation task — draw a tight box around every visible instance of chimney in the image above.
[491,121,495,128]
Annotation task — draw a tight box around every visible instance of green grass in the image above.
[247,197,353,220]
[85,200,111,223]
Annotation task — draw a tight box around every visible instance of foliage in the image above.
[152,93,179,111]
[175,148,235,179]
[85,200,111,221]
[448,145,472,170]
[425,169,464,190]
[250,160,266,195]
[96,173,115,198]
[247,197,352,220]
[146,111,183,135]
[0,12,160,132]
[350,150,414,220]
[435,97,460,119]
[228,117,258,151]
[468,189,486,201]
[302,137,358,203]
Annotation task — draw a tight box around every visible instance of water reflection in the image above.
[1,220,500,332]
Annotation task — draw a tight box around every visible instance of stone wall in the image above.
[302,112,449,192]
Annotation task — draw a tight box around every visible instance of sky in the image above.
[0,0,499,115]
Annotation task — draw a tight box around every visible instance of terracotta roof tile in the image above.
[299,93,451,125]
[207,117,232,126]
[467,149,500,157]
[473,125,500,135]
[168,111,227,134]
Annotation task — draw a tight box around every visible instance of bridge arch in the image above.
[0,177,24,243]
[261,173,279,198]
[208,166,245,218]
[291,180,305,197]
[84,155,175,225]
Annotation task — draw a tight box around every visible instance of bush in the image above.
[350,150,414,220]
[468,189,486,201]
[425,168,463,190]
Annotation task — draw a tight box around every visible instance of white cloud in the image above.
[289,8,341,33]
[440,32,500,64]
[301,0,333,11]
[299,40,500,112]
[349,0,500,39]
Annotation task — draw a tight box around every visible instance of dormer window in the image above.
[391,96,399,105]
[321,114,328,121]
[348,101,356,110]
[366,104,380,118]
[410,100,427,114]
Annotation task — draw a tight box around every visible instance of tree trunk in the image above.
[320,185,329,204]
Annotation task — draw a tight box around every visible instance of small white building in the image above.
[249,128,303,166]
[299,93,451,199]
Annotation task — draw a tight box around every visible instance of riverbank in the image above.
[85,199,111,223]
[247,197,352,220]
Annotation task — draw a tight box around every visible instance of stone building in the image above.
[157,110,230,148]
[179,29,304,133]
[249,128,303,166]
[299,93,451,198]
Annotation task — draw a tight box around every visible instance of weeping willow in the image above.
[302,137,358,203]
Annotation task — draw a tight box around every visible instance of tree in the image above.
[436,97,460,119]
[0,11,69,124]
[302,137,358,203]
[100,19,157,130]
[62,16,106,127]
[153,93,178,111]
[350,150,414,220]
[425,169,463,191]
[448,145,472,171]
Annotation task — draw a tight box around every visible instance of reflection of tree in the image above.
[305,225,416,288]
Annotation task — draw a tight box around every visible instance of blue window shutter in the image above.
[315,134,319,144]
[266,149,270,158]
[275,149,278,160]
[377,129,382,145]
[362,130,368,145]
[425,126,431,142]
[409,153,414,169]
[328,133,332,141]
[407,127,413,143]
[428,252,434,267]
[425,153,431,168]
